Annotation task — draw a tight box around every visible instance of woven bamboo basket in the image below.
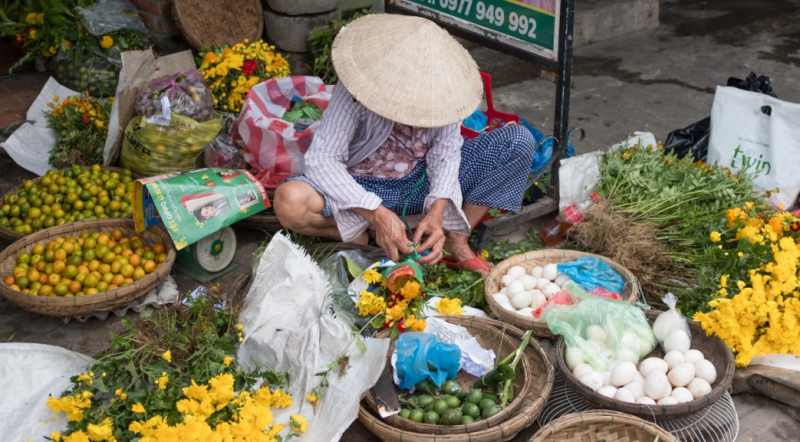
[0,166,142,243]
[0,219,176,318]
[173,0,263,50]
[485,250,639,339]
[556,309,735,419]
[364,316,531,434]
[530,410,677,442]
[359,317,555,442]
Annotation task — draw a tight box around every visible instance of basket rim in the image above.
[484,249,640,338]
[554,309,735,419]
[0,219,175,315]
[529,410,678,442]
[0,166,141,242]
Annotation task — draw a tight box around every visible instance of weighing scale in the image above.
[173,226,239,282]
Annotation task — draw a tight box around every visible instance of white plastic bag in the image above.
[558,151,603,212]
[708,86,800,209]
[652,293,691,350]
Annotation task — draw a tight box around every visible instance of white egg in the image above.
[657,396,678,405]
[639,358,669,377]
[543,283,561,299]
[573,363,593,379]
[542,264,559,281]
[500,275,514,287]
[554,273,573,288]
[518,275,538,291]
[529,291,547,309]
[515,307,535,317]
[667,362,696,388]
[644,371,672,400]
[671,387,694,403]
[511,291,534,309]
[636,397,656,405]
[530,266,544,278]
[493,293,510,305]
[694,359,717,384]
[623,382,646,400]
[664,329,691,354]
[601,349,616,362]
[683,349,704,364]
[601,371,612,386]
[614,387,636,403]
[632,371,647,386]
[618,348,639,364]
[579,371,604,391]
[500,287,508,295]
[585,325,607,342]
[639,337,656,358]
[498,301,516,312]
[610,362,637,387]
[536,278,552,291]
[687,378,712,399]
[565,347,584,371]
[507,266,526,279]
[598,385,617,398]
[588,339,607,352]
[507,280,525,296]
[664,351,685,370]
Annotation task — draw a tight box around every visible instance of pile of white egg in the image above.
[492,264,574,317]
[567,328,717,405]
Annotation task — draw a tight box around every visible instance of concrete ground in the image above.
[2,0,800,440]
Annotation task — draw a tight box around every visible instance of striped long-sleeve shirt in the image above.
[303,82,471,242]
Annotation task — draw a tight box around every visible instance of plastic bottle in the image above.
[539,193,600,246]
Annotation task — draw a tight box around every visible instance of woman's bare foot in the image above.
[444,232,494,276]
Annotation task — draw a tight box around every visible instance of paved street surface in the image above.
[2,0,800,440]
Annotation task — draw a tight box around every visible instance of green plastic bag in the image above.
[121,113,223,176]
[543,283,656,372]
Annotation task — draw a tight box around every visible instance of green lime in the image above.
[461,403,480,419]
[444,395,461,409]
[399,409,411,419]
[423,411,440,425]
[478,398,496,411]
[409,409,425,423]
[432,399,448,416]
[442,380,461,395]
[466,389,483,405]
[481,405,500,419]
[460,415,475,425]
[417,394,434,408]
[441,409,462,425]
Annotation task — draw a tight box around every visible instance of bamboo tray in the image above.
[485,249,639,338]
[530,410,677,442]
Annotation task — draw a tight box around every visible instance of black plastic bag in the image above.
[664,72,777,161]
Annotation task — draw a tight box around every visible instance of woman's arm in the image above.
[424,124,470,236]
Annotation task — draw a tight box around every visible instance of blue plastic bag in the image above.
[521,118,576,173]
[557,257,625,294]
[463,109,488,133]
[394,332,461,390]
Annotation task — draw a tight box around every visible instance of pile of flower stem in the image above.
[572,143,759,315]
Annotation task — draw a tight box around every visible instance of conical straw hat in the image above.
[332,14,482,128]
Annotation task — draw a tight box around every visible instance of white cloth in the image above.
[237,232,390,442]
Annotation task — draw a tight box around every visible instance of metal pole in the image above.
[550,0,576,203]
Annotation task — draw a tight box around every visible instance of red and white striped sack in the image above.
[233,76,334,188]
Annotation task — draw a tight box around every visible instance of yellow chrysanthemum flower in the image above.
[437,297,464,315]
[709,231,721,243]
[290,414,308,433]
[362,268,383,284]
[132,402,146,413]
[223,356,234,367]
[100,35,114,49]
[162,350,171,363]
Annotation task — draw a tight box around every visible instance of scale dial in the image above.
[193,226,237,273]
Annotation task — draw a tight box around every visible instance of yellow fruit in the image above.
[68,281,81,294]
[47,273,61,286]
[103,251,116,264]
[110,261,122,274]
[3,276,14,286]
[39,285,53,296]
[110,229,122,241]
[143,260,157,274]
[52,261,65,275]
[157,253,167,264]
[77,265,89,275]
[129,254,142,267]
[88,259,100,272]
[83,274,99,289]
[85,288,99,295]
[120,264,134,278]
[97,234,110,245]
[9,284,20,292]
[111,274,124,286]
[107,284,119,290]
[96,282,108,292]
[98,263,111,274]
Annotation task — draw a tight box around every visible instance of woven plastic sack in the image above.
[543,283,656,371]
[136,70,215,122]
[233,76,334,188]
[557,256,625,294]
[394,332,462,390]
[120,114,222,176]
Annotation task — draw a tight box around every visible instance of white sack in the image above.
[238,232,390,442]
[558,151,604,212]
[0,343,94,442]
[708,86,800,209]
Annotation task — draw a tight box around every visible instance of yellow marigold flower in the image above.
[305,393,318,403]
[437,297,464,315]
[162,350,172,363]
[204,52,218,64]
[271,389,293,408]
[720,274,728,289]
[290,414,308,433]
[223,356,234,367]
[128,421,144,434]
[26,12,38,24]
[362,268,383,284]
[86,417,114,441]
[132,402,146,413]
[400,280,421,300]
[236,323,244,330]
[622,151,631,159]
[480,250,489,259]
[405,315,427,332]
[709,231,721,243]
[100,35,113,49]
[738,252,744,258]
[156,374,169,390]
[53,95,60,102]
[50,432,62,442]
[62,430,89,442]
[76,373,92,382]
[182,380,209,401]
[385,304,404,326]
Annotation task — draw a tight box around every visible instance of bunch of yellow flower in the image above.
[355,267,428,334]
[197,39,290,113]
[45,93,112,168]
[695,203,800,366]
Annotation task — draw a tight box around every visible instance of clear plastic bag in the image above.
[652,293,691,349]
[50,50,121,97]
[544,283,656,371]
[394,332,462,389]
[120,114,223,176]
[205,134,243,168]
[557,256,625,294]
[136,70,216,122]
[76,0,148,35]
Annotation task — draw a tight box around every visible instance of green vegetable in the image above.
[432,399,449,416]
[461,402,480,418]
[282,101,323,123]
[423,411,440,425]
[441,408,462,425]
[473,364,515,389]
[481,404,501,419]
[444,395,461,409]
[399,409,411,419]
[441,379,461,395]
[417,394,434,408]
[478,398,497,411]
[409,409,425,423]
[466,389,483,405]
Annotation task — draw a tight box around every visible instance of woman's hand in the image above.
[358,206,413,261]
[414,200,447,266]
